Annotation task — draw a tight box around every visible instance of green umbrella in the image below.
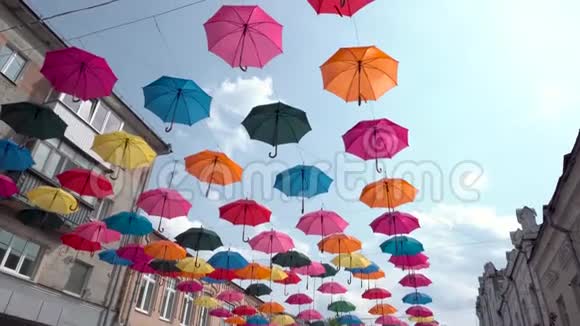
[242,102,311,158]
[245,283,272,297]
[312,263,339,278]
[17,209,64,230]
[328,300,356,314]
[272,250,312,268]
[175,227,223,265]
[1,102,67,140]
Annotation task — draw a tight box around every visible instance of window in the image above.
[198,306,209,326]
[63,260,92,296]
[0,229,40,278]
[60,95,124,133]
[0,45,26,82]
[160,278,176,321]
[557,295,571,326]
[180,293,194,326]
[136,274,156,313]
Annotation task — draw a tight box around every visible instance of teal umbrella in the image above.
[380,236,424,256]
[242,102,311,158]
[1,102,67,140]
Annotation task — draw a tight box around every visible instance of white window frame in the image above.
[0,230,41,279]
[198,306,209,326]
[0,44,27,82]
[135,274,156,313]
[159,278,177,321]
[62,260,92,297]
[57,94,124,134]
[180,292,194,326]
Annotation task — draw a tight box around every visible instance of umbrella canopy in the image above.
[380,236,424,256]
[148,259,181,276]
[91,131,156,169]
[271,315,295,325]
[249,230,294,254]
[217,290,244,302]
[246,315,269,325]
[406,306,433,318]
[72,221,120,244]
[286,293,313,305]
[259,301,285,314]
[60,233,101,252]
[362,287,392,300]
[270,266,288,281]
[292,261,326,276]
[370,211,420,236]
[209,307,232,318]
[389,254,429,269]
[318,281,347,294]
[409,316,434,323]
[98,249,132,266]
[296,209,348,239]
[137,188,192,230]
[375,315,403,325]
[208,250,249,270]
[272,250,311,268]
[402,292,432,305]
[274,270,301,284]
[176,257,214,274]
[194,295,221,308]
[242,102,311,158]
[342,118,408,173]
[318,233,361,254]
[274,165,333,213]
[320,45,398,105]
[1,102,67,140]
[144,240,186,260]
[143,76,211,132]
[236,263,271,280]
[56,169,113,199]
[177,280,203,293]
[354,270,385,281]
[347,262,379,274]
[360,178,417,209]
[331,253,371,269]
[312,263,339,278]
[174,227,223,253]
[232,305,257,316]
[117,244,151,263]
[204,5,283,70]
[41,47,117,100]
[219,199,271,242]
[307,0,374,17]
[201,276,226,284]
[369,303,397,315]
[245,283,272,296]
[17,209,64,230]
[0,140,34,171]
[337,314,362,325]
[328,300,356,313]
[130,260,157,274]
[225,315,246,325]
[415,322,439,326]
[103,211,153,236]
[207,268,238,281]
[297,309,323,321]
[27,186,78,215]
[185,150,243,196]
[399,274,432,288]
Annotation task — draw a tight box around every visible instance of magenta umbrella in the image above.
[204,5,283,71]
[0,174,18,197]
[137,188,192,232]
[117,244,152,263]
[286,293,313,308]
[177,280,203,293]
[389,254,429,270]
[249,230,294,254]
[292,261,325,290]
[210,307,232,318]
[296,209,348,241]
[362,287,391,300]
[72,221,120,244]
[342,118,408,173]
[317,281,347,294]
[399,273,432,288]
[130,259,156,274]
[41,47,117,100]
[375,315,403,325]
[297,309,323,321]
[406,305,433,318]
[217,289,245,302]
[370,211,420,236]
[307,0,374,17]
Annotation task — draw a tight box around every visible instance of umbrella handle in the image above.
[164,122,174,133]
[157,219,165,233]
[268,143,278,158]
[109,167,120,181]
[205,182,212,197]
[347,274,352,285]
[72,97,82,103]
[375,158,383,174]
[194,251,201,268]
[301,197,304,214]
[239,65,248,72]
[70,202,78,212]
[284,284,289,296]
[242,225,250,243]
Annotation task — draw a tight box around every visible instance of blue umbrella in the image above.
[337,314,362,325]
[201,276,225,284]
[347,262,379,274]
[98,249,133,266]
[103,211,153,236]
[274,165,333,213]
[402,292,433,305]
[207,250,249,270]
[246,315,269,325]
[0,140,34,171]
[143,76,212,132]
[380,236,424,256]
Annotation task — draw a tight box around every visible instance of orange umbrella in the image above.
[225,315,245,325]
[235,263,271,281]
[180,271,206,279]
[318,233,362,254]
[369,303,398,315]
[320,46,398,105]
[354,270,386,280]
[144,240,186,260]
[360,178,417,209]
[259,301,285,314]
[185,150,243,197]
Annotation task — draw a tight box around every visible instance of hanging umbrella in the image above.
[232,305,257,316]
[103,211,153,236]
[270,266,288,281]
[27,186,78,215]
[402,292,432,305]
[206,268,238,281]
[399,274,432,288]
[406,306,433,318]
[292,261,325,289]
[72,221,120,244]
[353,270,385,281]
[297,309,323,321]
[194,295,221,308]
[117,244,151,263]
[274,269,301,295]
[331,253,371,282]
[236,263,271,281]
[204,5,283,70]
[225,315,246,325]
[0,140,34,171]
[242,102,311,158]
[416,322,439,326]
[208,250,249,270]
[369,303,397,315]
[274,165,333,213]
[309,322,325,326]
[311,264,339,280]
[249,230,294,255]
[176,257,215,274]
[210,307,233,318]
[144,240,186,260]
[41,47,117,100]
[130,260,157,274]
[307,0,374,17]
[148,259,181,277]
[246,315,269,325]
[180,271,206,279]
[185,150,243,197]
[375,315,403,325]
[362,287,391,300]
[286,293,313,305]
[217,290,245,302]
[296,209,348,241]
[137,188,192,231]
[342,118,408,173]
[318,233,361,256]
[328,300,355,313]
[245,283,272,296]
[60,233,101,252]
[370,211,420,236]
[175,227,223,263]
[57,169,113,198]
[380,236,424,256]
[409,316,435,323]
[17,209,64,230]
[1,102,67,140]
[91,131,156,171]
[320,45,398,105]
[337,314,362,325]
[272,250,311,268]
[271,314,295,326]
[219,199,271,242]
[259,301,285,314]
[177,280,203,293]
[360,178,417,209]
[389,254,429,269]
[143,76,211,132]
[317,281,347,294]
[202,276,226,284]
[98,249,132,266]
[347,262,379,274]
[0,174,18,197]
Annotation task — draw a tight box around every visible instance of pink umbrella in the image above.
[342,118,409,173]
[204,5,283,71]
[137,188,192,231]
[117,244,152,262]
[406,305,433,317]
[307,0,374,17]
[398,261,430,271]
[249,230,294,254]
[0,174,18,197]
[317,281,347,294]
[297,309,323,321]
[362,287,391,300]
[130,260,156,274]
[375,315,403,325]
[286,293,313,305]
[399,273,432,288]
[416,322,438,326]
[177,280,203,293]
[41,47,117,100]
[296,209,348,240]
[370,211,420,236]
[72,221,120,244]
[389,254,429,269]
[292,261,325,276]
[210,307,232,318]
[217,290,245,302]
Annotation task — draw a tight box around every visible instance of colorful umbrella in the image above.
[180,271,206,279]
[242,102,311,158]
[0,140,34,171]
[317,281,347,294]
[353,270,385,281]
[369,303,397,315]
[201,276,226,284]
[292,261,326,276]
[286,293,313,305]
[270,266,289,281]
[406,306,433,318]
[27,186,78,215]
[232,305,257,316]
[41,47,117,100]
[297,309,323,321]
[72,221,120,243]
[380,236,424,256]
[91,131,156,170]
[206,268,238,281]
[246,315,269,325]
[360,178,417,209]
[208,250,249,270]
[307,0,374,17]
[402,292,432,305]
[1,102,67,140]
[370,211,420,236]
[176,257,214,274]
[271,315,295,326]
[331,253,371,283]
[144,240,186,260]
[0,174,18,197]
[259,302,285,314]
[415,322,439,326]
[98,249,132,266]
[296,209,348,241]
[117,244,151,263]
[210,307,232,318]
[337,314,362,325]
[177,280,203,293]
[249,230,294,255]
[129,260,156,274]
[17,209,64,230]
[185,150,243,196]
[318,233,361,255]
[375,315,403,326]
[274,165,333,213]
[362,287,392,300]
[137,188,192,231]
[143,76,211,132]
[274,269,301,295]
[175,227,223,263]
[347,262,379,274]
[328,300,355,313]
[194,295,221,308]
[204,5,283,70]
[56,168,113,199]
[225,315,246,325]
[217,290,245,303]
[409,316,435,323]
[60,233,101,252]
[389,254,429,269]
[236,263,271,281]
[342,118,408,173]
[103,211,153,236]
[148,259,181,276]
[399,274,432,288]
[219,199,271,242]
[312,263,339,279]
[320,45,398,105]
[245,283,272,296]
[272,250,311,268]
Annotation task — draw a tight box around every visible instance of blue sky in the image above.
[28,0,580,324]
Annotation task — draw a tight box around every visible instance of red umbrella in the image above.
[117,244,152,263]
[399,273,432,288]
[219,199,271,242]
[362,287,391,300]
[232,305,257,316]
[307,0,374,17]
[60,233,101,253]
[406,305,433,317]
[207,268,238,281]
[72,221,121,244]
[41,47,118,100]
[0,174,18,197]
[130,260,157,274]
[56,169,113,198]
[286,293,313,306]
[274,269,301,295]
[177,280,203,293]
[210,307,232,318]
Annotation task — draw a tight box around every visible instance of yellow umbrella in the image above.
[194,295,220,308]
[91,131,156,169]
[271,314,295,325]
[331,252,371,269]
[27,186,78,214]
[270,266,288,282]
[409,316,435,323]
[176,257,214,274]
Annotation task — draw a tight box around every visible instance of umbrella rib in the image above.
[363,64,398,86]
[207,26,245,52]
[360,66,377,100]
[247,26,283,52]
[246,31,264,67]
